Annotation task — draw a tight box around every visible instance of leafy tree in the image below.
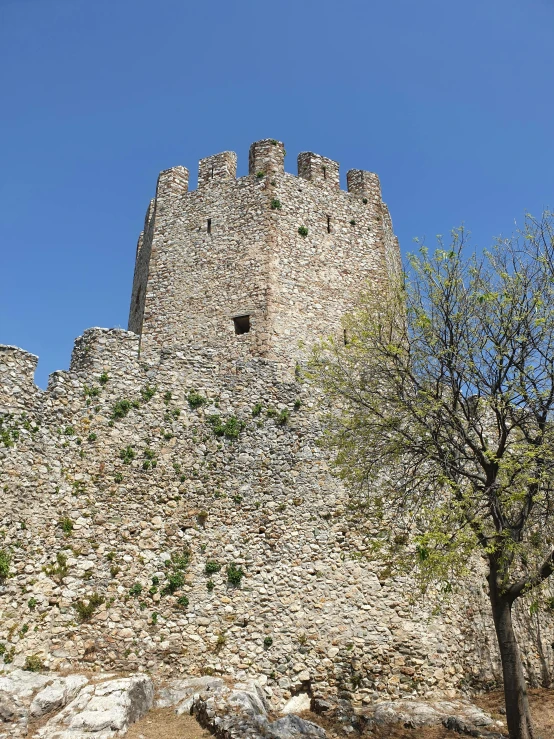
[311,213,554,739]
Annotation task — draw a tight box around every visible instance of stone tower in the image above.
[128,139,401,369]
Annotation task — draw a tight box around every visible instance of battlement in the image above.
[129,139,400,370]
[248,138,285,177]
[298,152,340,190]
[155,165,189,210]
[198,151,237,187]
[0,345,40,413]
[155,140,382,196]
[69,328,140,374]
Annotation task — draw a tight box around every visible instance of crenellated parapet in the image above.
[70,328,140,375]
[346,169,382,203]
[248,138,285,177]
[298,152,340,190]
[127,138,400,370]
[0,345,41,413]
[155,166,189,213]
[198,151,237,187]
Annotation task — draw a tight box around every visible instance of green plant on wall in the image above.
[187,390,206,409]
[0,550,11,580]
[226,563,244,587]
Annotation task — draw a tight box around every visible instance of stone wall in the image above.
[1,329,553,712]
[2,140,552,714]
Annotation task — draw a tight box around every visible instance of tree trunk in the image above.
[488,567,536,739]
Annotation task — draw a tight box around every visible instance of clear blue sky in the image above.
[1,0,553,387]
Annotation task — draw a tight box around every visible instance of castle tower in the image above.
[129,140,400,368]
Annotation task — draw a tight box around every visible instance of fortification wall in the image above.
[1,334,553,711]
[129,141,402,371]
[0,346,41,414]
[2,140,552,712]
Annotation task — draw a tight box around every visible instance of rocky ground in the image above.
[0,665,523,738]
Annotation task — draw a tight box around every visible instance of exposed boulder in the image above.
[267,714,327,738]
[36,675,153,738]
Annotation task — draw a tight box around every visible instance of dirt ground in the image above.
[125,707,211,739]
[124,688,554,738]
[475,688,554,738]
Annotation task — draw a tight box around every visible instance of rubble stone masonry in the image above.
[1,141,552,711]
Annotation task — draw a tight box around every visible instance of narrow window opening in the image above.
[323,166,327,179]
[211,165,214,179]
[327,215,331,233]
[344,329,349,346]
[134,286,142,308]
[233,315,251,335]
[207,218,212,234]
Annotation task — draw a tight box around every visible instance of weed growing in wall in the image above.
[59,517,74,535]
[99,372,109,385]
[298,226,308,237]
[0,414,39,447]
[187,390,207,409]
[271,199,282,210]
[142,448,157,470]
[204,560,221,575]
[73,593,105,622]
[170,548,191,570]
[163,571,184,594]
[276,409,290,425]
[119,446,135,464]
[140,385,157,402]
[23,654,44,672]
[207,415,244,439]
[112,399,133,420]
[129,583,143,597]
[0,550,11,579]
[177,595,189,608]
[226,563,244,587]
[252,403,263,417]
[0,424,16,448]
[44,552,69,582]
